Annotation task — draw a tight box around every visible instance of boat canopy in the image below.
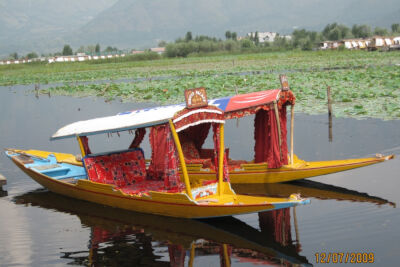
[51,89,293,140]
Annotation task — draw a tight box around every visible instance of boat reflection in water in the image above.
[233,180,395,207]
[14,189,311,266]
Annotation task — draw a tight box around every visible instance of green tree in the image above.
[9,52,18,59]
[240,39,254,49]
[185,31,193,42]
[104,46,119,53]
[158,40,167,47]
[95,43,100,53]
[231,32,237,41]
[225,30,232,40]
[322,23,351,40]
[374,27,388,36]
[62,44,73,56]
[76,46,85,54]
[254,31,259,45]
[86,45,96,54]
[352,24,372,38]
[391,23,400,33]
[26,52,38,59]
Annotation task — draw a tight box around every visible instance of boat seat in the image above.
[83,148,146,187]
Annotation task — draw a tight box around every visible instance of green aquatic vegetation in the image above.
[3,50,400,120]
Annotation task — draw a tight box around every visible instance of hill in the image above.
[70,0,400,49]
[0,0,399,56]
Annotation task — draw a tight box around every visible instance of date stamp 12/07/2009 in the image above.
[315,252,375,264]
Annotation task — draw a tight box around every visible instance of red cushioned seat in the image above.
[83,148,146,187]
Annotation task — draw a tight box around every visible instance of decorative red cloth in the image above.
[129,128,146,149]
[178,123,211,151]
[83,149,146,187]
[279,105,289,166]
[224,90,295,120]
[172,106,224,133]
[148,124,182,190]
[254,106,288,168]
[181,140,200,159]
[80,136,92,155]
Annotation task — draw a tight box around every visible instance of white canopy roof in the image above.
[51,104,185,140]
[51,89,284,140]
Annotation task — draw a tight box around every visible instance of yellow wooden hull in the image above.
[7,149,307,218]
[8,149,394,184]
[186,154,394,184]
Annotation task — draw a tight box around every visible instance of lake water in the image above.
[1,85,399,266]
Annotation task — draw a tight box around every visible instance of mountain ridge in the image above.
[1,0,399,56]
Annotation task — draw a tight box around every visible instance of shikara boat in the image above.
[5,89,308,218]
[180,82,394,183]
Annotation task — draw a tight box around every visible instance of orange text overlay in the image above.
[315,252,374,264]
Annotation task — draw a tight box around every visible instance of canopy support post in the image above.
[218,124,225,196]
[76,136,86,157]
[273,101,283,160]
[169,120,193,200]
[290,104,294,165]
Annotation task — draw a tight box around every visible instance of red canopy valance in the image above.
[172,106,224,133]
[224,90,295,120]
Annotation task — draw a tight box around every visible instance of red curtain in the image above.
[212,124,229,182]
[254,106,288,168]
[178,123,211,151]
[129,128,146,149]
[148,124,181,189]
[280,105,288,165]
[80,136,92,155]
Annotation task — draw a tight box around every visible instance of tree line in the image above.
[6,43,124,60]
[5,22,400,61]
[164,23,400,57]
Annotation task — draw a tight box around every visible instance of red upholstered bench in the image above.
[83,148,146,187]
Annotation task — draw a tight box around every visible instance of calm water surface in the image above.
[0,85,399,266]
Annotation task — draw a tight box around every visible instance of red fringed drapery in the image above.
[254,105,288,168]
[129,128,146,149]
[213,124,229,182]
[148,124,182,189]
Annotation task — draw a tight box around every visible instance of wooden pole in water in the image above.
[274,101,283,160]
[290,105,294,165]
[327,86,333,142]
